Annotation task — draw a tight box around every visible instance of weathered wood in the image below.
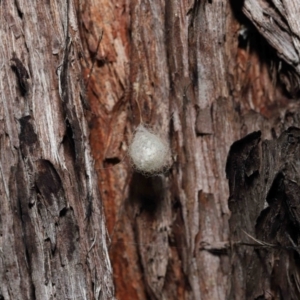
[242,0,300,94]
[227,128,300,299]
[81,0,236,298]
[0,1,114,299]
[0,0,299,300]
[224,0,300,299]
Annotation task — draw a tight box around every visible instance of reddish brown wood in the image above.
[2,0,300,299]
[78,0,300,299]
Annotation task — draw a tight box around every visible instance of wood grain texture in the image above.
[227,128,300,299]
[81,0,235,298]
[0,1,114,299]
[242,0,300,95]
[80,0,300,299]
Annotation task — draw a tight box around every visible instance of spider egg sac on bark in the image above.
[128,125,170,174]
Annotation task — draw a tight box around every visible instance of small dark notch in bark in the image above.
[59,207,68,217]
[63,117,83,165]
[35,160,63,206]
[62,119,76,163]
[203,246,228,256]
[19,116,37,147]
[14,0,24,19]
[44,237,56,255]
[85,193,93,221]
[28,201,35,209]
[30,282,36,300]
[11,53,29,96]
[104,157,121,165]
[172,196,181,210]
[191,67,198,90]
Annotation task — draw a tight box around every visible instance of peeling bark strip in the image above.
[227,128,300,299]
[0,1,114,300]
[242,0,300,95]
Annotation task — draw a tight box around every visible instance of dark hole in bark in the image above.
[104,157,121,165]
[62,119,76,164]
[59,207,68,217]
[28,202,35,209]
[85,193,93,221]
[35,160,63,207]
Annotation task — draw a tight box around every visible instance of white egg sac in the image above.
[129,125,170,174]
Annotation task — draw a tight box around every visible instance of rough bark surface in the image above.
[227,1,300,299]
[227,128,300,299]
[0,1,114,299]
[242,0,300,95]
[4,0,300,297]
[80,0,235,299]
[81,0,300,299]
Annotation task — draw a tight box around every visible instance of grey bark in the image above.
[0,1,114,299]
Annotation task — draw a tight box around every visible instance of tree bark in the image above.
[228,0,300,299]
[0,1,114,299]
[80,0,300,299]
[80,0,234,299]
[3,0,300,299]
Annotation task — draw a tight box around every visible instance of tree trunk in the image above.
[3,0,300,299]
[80,0,300,299]
[0,1,114,299]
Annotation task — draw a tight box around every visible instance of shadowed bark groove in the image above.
[227,127,300,299]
